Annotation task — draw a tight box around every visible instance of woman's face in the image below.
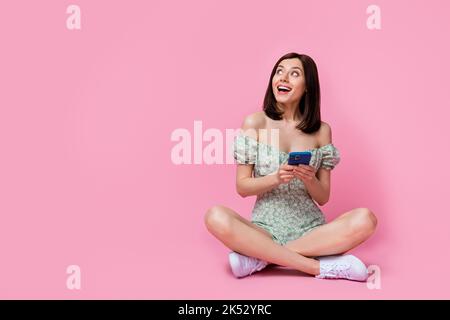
[271,58,306,104]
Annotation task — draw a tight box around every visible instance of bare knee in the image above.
[204,205,234,237]
[349,208,377,238]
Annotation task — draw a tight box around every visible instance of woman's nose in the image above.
[280,73,289,81]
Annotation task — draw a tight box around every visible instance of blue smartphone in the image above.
[288,151,312,166]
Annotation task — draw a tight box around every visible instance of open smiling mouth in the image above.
[277,85,292,94]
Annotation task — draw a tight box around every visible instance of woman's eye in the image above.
[276,69,300,76]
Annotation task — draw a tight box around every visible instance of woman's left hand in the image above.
[292,165,317,184]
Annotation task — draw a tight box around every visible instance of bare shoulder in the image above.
[240,111,266,139]
[317,121,333,146]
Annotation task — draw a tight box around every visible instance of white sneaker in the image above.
[228,251,268,278]
[315,254,368,281]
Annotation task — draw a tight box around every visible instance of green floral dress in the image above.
[233,133,341,245]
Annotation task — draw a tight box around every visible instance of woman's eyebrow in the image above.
[277,65,303,71]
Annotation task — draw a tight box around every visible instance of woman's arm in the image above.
[303,175,329,205]
[235,113,280,197]
[294,122,333,205]
[236,165,280,198]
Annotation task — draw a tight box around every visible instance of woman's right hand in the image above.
[275,164,295,185]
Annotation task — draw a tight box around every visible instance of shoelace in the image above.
[322,262,351,279]
[242,256,266,276]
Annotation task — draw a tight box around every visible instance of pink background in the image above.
[0,0,449,299]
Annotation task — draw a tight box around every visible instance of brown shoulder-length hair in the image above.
[263,52,321,134]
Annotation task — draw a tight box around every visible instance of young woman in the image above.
[204,52,377,281]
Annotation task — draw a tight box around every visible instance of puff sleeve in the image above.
[318,144,341,170]
[233,134,257,165]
